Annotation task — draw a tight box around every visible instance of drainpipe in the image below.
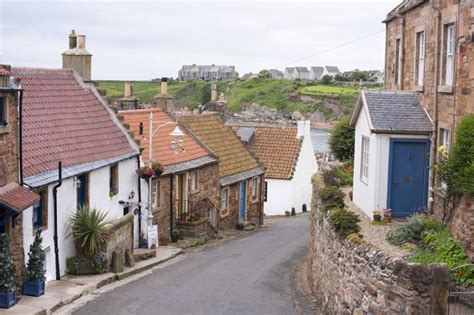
[136,156,142,241]
[53,161,62,281]
[17,89,24,185]
[169,174,174,238]
[429,3,442,212]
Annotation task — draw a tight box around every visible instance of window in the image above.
[416,31,425,86]
[152,179,160,208]
[395,39,401,87]
[33,188,48,231]
[221,187,229,216]
[190,170,198,192]
[109,164,119,196]
[251,177,259,202]
[0,97,7,127]
[444,24,455,86]
[439,128,451,152]
[360,137,370,182]
[0,210,6,234]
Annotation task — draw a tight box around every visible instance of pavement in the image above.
[0,247,183,315]
[71,214,310,315]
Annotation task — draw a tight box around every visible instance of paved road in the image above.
[73,215,310,315]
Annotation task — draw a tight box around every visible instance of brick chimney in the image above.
[62,30,92,82]
[161,77,168,95]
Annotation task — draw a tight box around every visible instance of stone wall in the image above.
[176,219,216,239]
[104,213,133,270]
[450,195,474,262]
[308,174,450,314]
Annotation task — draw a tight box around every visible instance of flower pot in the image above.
[159,236,170,246]
[349,191,353,201]
[0,291,16,309]
[171,234,179,243]
[23,281,45,297]
[384,216,392,223]
[373,214,381,222]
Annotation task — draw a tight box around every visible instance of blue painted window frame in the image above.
[32,197,42,230]
[387,138,431,215]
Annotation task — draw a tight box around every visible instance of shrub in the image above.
[387,214,444,246]
[25,230,46,283]
[67,207,111,258]
[346,233,364,244]
[0,234,16,293]
[329,116,355,162]
[447,114,474,196]
[320,186,345,211]
[332,163,353,186]
[329,209,361,238]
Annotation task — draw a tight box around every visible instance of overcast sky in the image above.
[0,0,400,80]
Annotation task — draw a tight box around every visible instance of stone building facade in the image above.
[178,65,239,81]
[384,0,474,258]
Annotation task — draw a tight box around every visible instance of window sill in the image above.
[360,177,368,186]
[437,85,453,94]
[0,125,11,135]
[414,85,424,92]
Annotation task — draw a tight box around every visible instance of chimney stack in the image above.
[124,81,132,97]
[161,77,168,95]
[211,83,218,102]
[62,30,92,82]
[219,92,226,102]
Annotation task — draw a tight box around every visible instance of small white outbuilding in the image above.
[350,90,433,218]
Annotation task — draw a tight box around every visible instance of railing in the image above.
[185,198,218,231]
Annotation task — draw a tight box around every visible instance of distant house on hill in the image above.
[284,67,309,80]
[324,66,341,77]
[241,72,258,81]
[268,69,283,79]
[309,67,324,80]
[178,65,239,81]
[368,70,384,83]
[234,121,318,215]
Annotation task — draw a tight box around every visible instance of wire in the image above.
[277,29,386,68]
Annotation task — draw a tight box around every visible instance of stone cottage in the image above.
[119,108,220,241]
[14,31,141,281]
[234,121,318,216]
[178,65,239,81]
[0,65,40,290]
[179,114,265,228]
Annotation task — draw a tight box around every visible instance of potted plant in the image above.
[236,221,245,230]
[137,166,154,180]
[159,236,170,246]
[0,234,16,309]
[151,162,164,177]
[348,191,353,201]
[171,229,180,243]
[383,208,392,223]
[23,231,46,297]
[285,211,291,217]
[373,209,381,222]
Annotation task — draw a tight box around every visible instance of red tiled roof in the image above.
[0,67,11,76]
[249,127,301,180]
[0,182,39,212]
[11,67,137,178]
[118,109,210,167]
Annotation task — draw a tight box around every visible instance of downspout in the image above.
[429,3,442,212]
[17,89,24,185]
[53,161,62,281]
[169,174,174,238]
[136,156,142,242]
[452,9,459,131]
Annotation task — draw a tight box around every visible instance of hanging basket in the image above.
[137,167,154,180]
[151,162,164,177]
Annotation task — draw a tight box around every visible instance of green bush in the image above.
[387,215,443,246]
[320,186,345,211]
[329,116,355,162]
[411,229,474,286]
[26,230,46,283]
[0,234,16,293]
[329,209,361,238]
[447,114,474,196]
[332,163,353,186]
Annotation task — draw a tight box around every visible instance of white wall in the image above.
[264,179,293,215]
[23,157,141,281]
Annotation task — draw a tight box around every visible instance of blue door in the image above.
[239,181,247,220]
[77,174,87,209]
[388,139,430,217]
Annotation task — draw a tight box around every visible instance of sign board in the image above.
[147,225,158,248]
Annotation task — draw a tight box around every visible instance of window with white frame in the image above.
[416,31,425,86]
[444,24,455,86]
[152,179,160,208]
[190,170,198,192]
[360,137,370,182]
[439,128,451,152]
[251,177,259,201]
[221,187,229,216]
[395,39,402,86]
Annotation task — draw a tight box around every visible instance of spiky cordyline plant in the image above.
[67,207,111,258]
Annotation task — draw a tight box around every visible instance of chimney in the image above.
[124,81,132,97]
[69,30,77,49]
[211,83,218,102]
[62,30,92,82]
[297,121,311,139]
[161,77,168,95]
[219,92,226,102]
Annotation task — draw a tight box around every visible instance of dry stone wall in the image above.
[308,174,450,314]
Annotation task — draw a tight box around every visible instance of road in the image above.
[73,215,310,315]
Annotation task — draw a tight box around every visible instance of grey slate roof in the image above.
[285,67,295,73]
[310,67,324,79]
[361,91,432,134]
[325,66,341,74]
[220,166,265,187]
[295,67,309,73]
[161,156,218,176]
[236,127,256,144]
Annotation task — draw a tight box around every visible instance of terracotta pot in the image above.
[159,236,170,246]
[373,214,381,222]
[384,216,392,223]
[349,191,353,201]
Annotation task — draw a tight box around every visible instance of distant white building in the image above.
[309,66,324,80]
[284,67,309,80]
[323,66,341,77]
[268,69,283,79]
[178,64,239,81]
[368,70,385,83]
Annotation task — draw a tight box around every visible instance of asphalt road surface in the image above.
[73,215,310,315]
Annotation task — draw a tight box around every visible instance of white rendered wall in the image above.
[264,179,293,215]
[23,157,141,281]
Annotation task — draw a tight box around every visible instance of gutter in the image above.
[53,161,62,281]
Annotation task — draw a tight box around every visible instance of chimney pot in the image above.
[69,30,77,49]
[77,35,86,49]
[161,77,168,95]
[124,81,132,97]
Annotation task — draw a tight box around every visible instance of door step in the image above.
[133,248,157,262]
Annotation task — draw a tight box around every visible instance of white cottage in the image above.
[350,90,433,218]
[235,121,318,215]
[13,67,141,281]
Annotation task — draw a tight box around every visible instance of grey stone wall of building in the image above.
[307,174,450,314]
[104,213,134,270]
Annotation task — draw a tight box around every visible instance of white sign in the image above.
[147,225,158,248]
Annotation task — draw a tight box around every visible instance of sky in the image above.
[0,0,400,80]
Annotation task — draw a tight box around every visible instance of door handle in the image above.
[394,181,398,186]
